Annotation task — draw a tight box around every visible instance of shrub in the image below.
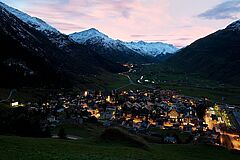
[101,127,149,149]
[58,126,66,139]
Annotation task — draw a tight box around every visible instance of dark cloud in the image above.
[198,0,240,20]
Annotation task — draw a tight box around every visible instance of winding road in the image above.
[115,73,135,91]
[0,89,16,103]
[116,72,155,91]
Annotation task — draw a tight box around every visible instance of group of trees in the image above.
[196,100,212,119]
[0,106,51,137]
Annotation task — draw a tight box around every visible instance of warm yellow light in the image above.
[84,91,88,97]
[164,121,173,127]
[106,96,111,102]
[11,102,19,107]
[148,119,156,125]
[94,113,101,119]
[133,118,142,124]
[88,109,101,119]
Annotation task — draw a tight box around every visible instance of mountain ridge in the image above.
[0,2,127,88]
[166,19,240,86]
[69,28,178,58]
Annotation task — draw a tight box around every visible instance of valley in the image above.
[0,1,240,160]
[127,64,240,105]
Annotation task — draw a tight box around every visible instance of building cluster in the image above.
[17,89,209,132]
[9,89,239,146]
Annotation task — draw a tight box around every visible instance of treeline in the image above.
[0,106,51,137]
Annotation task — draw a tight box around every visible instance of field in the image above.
[80,73,130,91]
[0,73,130,103]
[0,135,239,160]
[130,64,240,105]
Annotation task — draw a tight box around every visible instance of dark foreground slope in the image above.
[167,20,240,86]
[0,136,239,160]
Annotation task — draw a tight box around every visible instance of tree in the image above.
[196,103,207,119]
[58,126,66,139]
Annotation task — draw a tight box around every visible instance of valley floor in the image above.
[128,64,240,105]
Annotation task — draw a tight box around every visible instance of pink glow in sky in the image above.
[1,0,240,47]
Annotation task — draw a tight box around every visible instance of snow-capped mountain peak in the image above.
[226,19,240,31]
[124,41,178,57]
[69,28,178,57]
[0,2,59,34]
[69,28,110,44]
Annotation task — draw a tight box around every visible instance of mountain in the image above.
[166,19,240,85]
[0,4,68,87]
[124,41,177,57]
[0,2,77,49]
[0,2,126,88]
[69,28,178,63]
[69,28,152,64]
[0,2,58,34]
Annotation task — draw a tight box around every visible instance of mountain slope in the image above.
[0,6,69,88]
[69,28,177,63]
[0,2,81,49]
[167,20,240,85]
[0,2,58,34]
[124,41,177,57]
[0,2,126,73]
[69,28,152,63]
[0,2,127,88]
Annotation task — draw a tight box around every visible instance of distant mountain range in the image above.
[69,28,177,63]
[1,2,178,64]
[167,19,240,85]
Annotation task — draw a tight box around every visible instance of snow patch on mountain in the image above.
[69,28,131,51]
[124,41,178,56]
[0,2,59,35]
[70,28,109,43]
[226,19,240,31]
[70,28,178,57]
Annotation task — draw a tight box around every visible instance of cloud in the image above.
[25,0,136,19]
[2,0,229,47]
[174,38,192,41]
[198,0,240,20]
[130,34,176,38]
[131,35,147,38]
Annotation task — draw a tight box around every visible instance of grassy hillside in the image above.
[166,28,240,86]
[0,136,239,160]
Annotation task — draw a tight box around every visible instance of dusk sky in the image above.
[1,0,240,47]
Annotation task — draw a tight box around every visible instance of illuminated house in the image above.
[167,106,183,123]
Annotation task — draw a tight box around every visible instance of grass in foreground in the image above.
[0,135,239,160]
